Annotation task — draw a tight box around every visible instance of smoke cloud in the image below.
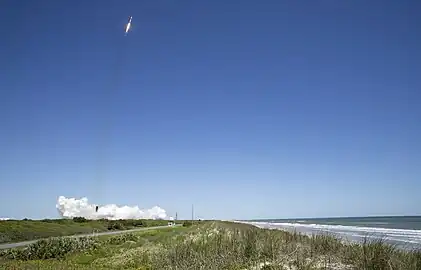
[56,196,170,220]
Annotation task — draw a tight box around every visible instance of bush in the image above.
[106,233,139,245]
[41,219,54,223]
[1,237,99,260]
[128,219,144,227]
[73,217,88,223]
[107,221,125,231]
[105,219,148,230]
[183,221,193,227]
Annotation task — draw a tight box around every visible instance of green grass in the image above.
[0,218,178,244]
[1,221,420,269]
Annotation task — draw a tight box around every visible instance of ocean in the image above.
[242,216,421,250]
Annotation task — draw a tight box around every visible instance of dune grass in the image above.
[1,221,420,269]
[0,218,176,244]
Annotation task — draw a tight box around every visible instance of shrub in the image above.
[106,233,139,245]
[107,221,125,231]
[1,236,99,260]
[129,219,144,227]
[183,221,193,227]
[73,217,88,223]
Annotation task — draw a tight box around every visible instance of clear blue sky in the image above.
[1,0,420,220]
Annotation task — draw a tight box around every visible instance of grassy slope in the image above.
[1,221,421,270]
[0,218,177,244]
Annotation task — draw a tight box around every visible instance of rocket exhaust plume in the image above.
[56,196,169,220]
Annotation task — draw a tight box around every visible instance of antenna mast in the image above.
[191,204,194,222]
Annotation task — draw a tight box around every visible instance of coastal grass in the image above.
[0,218,178,244]
[1,221,420,269]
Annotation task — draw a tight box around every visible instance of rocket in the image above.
[125,16,132,35]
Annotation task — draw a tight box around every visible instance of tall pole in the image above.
[191,204,194,223]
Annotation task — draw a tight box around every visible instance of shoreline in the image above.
[1,221,421,269]
[239,220,421,251]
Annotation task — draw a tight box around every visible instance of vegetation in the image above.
[0,237,99,261]
[1,221,420,269]
[0,218,177,244]
[182,220,193,227]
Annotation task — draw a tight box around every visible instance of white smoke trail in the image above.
[56,196,170,220]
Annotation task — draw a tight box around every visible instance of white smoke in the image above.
[56,196,169,220]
